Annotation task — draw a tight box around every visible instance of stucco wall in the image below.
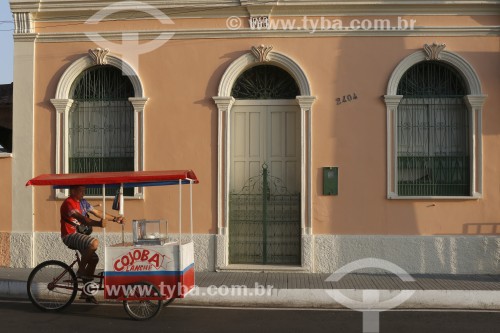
[0,157,12,233]
[313,234,500,274]
[33,232,215,271]
[32,33,500,237]
[10,231,500,273]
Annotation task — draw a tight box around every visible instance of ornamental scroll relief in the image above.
[424,43,446,61]
[251,44,273,62]
[88,48,110,65]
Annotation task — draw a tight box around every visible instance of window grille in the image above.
[69,65,134,196]
[396,61,469,196]
[231,65,299,99]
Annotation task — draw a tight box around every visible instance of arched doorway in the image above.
[213,46,316,269]
[229,65,301,264]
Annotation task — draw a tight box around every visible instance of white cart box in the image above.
[104,242,194,300]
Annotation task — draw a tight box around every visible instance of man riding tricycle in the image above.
[26,170,198,320]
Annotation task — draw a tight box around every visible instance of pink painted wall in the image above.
[0,157,12,232]
[31,15,500,237]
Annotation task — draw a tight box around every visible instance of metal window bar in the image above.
[69,66,134,196]
[231,65,300,99]
[397,97,469,196]
[396,61,469,196]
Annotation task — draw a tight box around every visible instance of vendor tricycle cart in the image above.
[25,170,198,320]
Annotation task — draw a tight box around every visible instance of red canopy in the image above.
[26,170,198,188]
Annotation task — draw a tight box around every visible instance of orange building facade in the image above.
[2,0,500,273]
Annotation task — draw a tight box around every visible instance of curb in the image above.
[176,288,500,310]
[0,281,27,298]
[5,282,500,310]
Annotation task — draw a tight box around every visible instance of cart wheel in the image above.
[123,281,163,320]
[27,260,78,312]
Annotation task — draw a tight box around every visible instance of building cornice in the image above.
[10,1,500,18]
[34,26,500,43]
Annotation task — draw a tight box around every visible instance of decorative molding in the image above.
[55,52,144,99]
[464,95,488,110]
[11,1,500,17]
[383,95,403,109]
[213,96,235,112]
[128,97,149,112]
[218,51,311,96]
[88,48,110,65]
[212,96,235,246]
[13,33,37,42]
[251,44,273,62]
[424,42,446,60]
[128,97,148,195]
[296,96,316,111]
[50,99,74,113]
[13,12,33,34]
[386,50,483,95]
[34,26,500,43]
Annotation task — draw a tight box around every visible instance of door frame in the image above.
[213,47,316,270]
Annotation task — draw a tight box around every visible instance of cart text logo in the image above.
[113,249,166,272]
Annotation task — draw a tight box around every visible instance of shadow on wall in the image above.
[463,223,500,235]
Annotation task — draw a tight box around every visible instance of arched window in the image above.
[69,65,134,195]
[231,65,299,99]
[396,61,469,196]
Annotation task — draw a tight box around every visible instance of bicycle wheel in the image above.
[123,281,163,320]
[27,260,78,311]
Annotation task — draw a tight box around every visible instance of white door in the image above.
[229,100,301,265]
[230,101,300,193]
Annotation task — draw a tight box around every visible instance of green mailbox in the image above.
[323,167,338,195]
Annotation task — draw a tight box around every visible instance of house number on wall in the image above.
[336,93,358,105]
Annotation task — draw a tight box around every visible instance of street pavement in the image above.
[1,267,500,310]
[1,299,500,332]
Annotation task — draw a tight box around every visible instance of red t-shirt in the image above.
[60,197,81,237]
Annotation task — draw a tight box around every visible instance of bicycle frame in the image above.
[50,252,104,292]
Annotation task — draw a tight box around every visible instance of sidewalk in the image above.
[2,268,500,310]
